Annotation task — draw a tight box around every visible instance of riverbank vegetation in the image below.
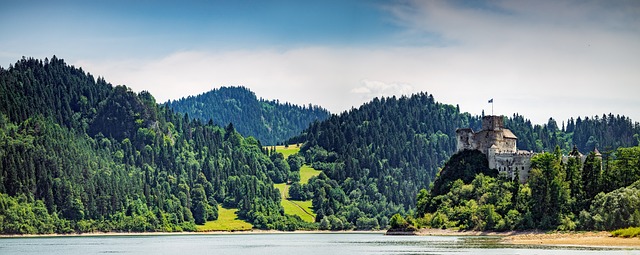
[611,227,640,238]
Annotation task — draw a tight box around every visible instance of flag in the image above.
[488,99,493,103]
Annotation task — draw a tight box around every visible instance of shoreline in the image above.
[502,231,640,248]
[414,228,640,248]
[0,229,387,238]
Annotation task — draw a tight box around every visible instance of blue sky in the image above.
[1,0,639,124]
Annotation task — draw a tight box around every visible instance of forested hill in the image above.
[0,57,309,234]
[289,93,640,227]
[165,86,330,145]
[290,94,479,222]
[416,146,640,232]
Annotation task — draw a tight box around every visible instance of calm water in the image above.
[1,233,639,255]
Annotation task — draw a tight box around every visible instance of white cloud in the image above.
[351,80,414,100]
[73,1,640,125]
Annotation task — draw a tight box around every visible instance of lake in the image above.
[1,233,638,255]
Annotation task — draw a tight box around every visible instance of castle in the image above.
[456,115,534,183]
[456,115,603,183]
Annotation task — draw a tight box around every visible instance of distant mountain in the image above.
[165,86,330,145]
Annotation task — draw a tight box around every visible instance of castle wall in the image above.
[456,129,475,152]
[493,152,532,182]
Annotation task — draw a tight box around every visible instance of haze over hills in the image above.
[165,86,330,146]
[0,57,639,234]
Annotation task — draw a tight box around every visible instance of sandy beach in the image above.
[415,228,640,248]
[502,231,640,248]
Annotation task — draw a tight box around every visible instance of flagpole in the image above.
[488,99,494,116]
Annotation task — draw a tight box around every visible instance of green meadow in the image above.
[272,144,321,223]
[300,165,322,183]
[272,144,301,158]
[196,206,253,232]
[196,144,318,231]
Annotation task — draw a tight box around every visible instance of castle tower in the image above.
[455,115,517,154]
[594,148,603,171]
[455,128,474,152]
[488,144,498,169]
[482,115,504,131]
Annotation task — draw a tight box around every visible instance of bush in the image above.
[611,227,640,238]
[389,213,408,229]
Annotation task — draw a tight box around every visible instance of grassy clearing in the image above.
[274,183,288,198]
[291,200,314,217]
[282,199,315,222]
[612,227,640,238]
[196,206,253,232]
[300,165,322,184]
[274,182,315,222]
[273,144,301,158]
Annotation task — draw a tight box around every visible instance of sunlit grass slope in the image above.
[271,144,321,223]
[300,165,322,184]
[272,144,301,158]
[196,206,253,231]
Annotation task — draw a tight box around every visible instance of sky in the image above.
[1,0,639,125]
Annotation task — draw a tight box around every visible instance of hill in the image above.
[290,93,640,229]
[165,86,330,145]
[0,57,310,234]
[415,146,640,231]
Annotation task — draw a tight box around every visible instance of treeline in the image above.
[0,57,305,234]
[505,113,640,154]
[166,86,330,145]
[416,146,640,231]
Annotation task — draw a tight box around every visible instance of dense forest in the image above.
[289,94,640,229]
[415,146,640,231]
[0,57,310,234]
[166,86,330,145]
